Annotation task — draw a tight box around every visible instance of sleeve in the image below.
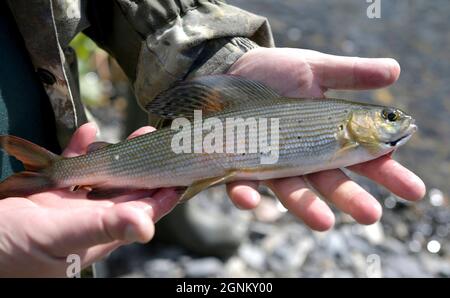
[84,0,274,110]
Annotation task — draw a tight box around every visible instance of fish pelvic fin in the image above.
[179,170,237,203]
[0,135,60,198]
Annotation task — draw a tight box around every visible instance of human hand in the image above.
[0,123,179,277]
[226,47,426,230]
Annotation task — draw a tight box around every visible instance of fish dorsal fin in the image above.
[145,75,280,119]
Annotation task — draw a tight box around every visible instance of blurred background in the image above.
[72,0,450,277]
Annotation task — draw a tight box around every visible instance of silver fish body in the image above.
[51,99,400,188]
[0,75,417,200]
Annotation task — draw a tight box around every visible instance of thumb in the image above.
[63,122,98,157]
[48,204,154,256]
[311,53,401,90]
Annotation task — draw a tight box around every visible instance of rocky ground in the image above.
[96,185,450,278]
[91,0,450,278]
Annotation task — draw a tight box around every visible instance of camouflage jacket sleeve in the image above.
[85,0,274,111]
[7,0,273,146]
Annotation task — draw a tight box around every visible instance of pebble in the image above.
[253,197,284,222]
[427,240,441,254]
[361,222,385,245]
[183,257,224,278]
[382,255,430,278]
[429,188,445,207]
[238,243,266,270]
[143,259,184,278]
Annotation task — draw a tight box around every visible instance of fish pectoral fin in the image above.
[332,141,359,161]
[87,141,112,153]
[179,170,237,204]
[145,75,281,120]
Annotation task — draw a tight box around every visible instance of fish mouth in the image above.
[386,124,417,147]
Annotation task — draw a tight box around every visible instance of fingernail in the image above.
[84,121,100,137]
[385,58,400,68]
[142,205,154,217]
[409,175,427,201]
[373,200,383,219]
[382,58,400,79]
[237,190,260,209]
[250,190,261,205]
[124,225,140,243]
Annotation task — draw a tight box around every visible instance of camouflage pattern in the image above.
[6,0,274,147]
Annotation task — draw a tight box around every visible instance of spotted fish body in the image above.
[56,99,358,186]
[0,75,417,201]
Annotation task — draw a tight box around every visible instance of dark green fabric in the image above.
[0,2,60,181]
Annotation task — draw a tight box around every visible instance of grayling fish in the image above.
[0,75,416,201]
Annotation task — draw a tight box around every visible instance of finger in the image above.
[127,126,156,139]
[119,187,180,222]
[266,177,335,231]
[30,188,114,208]
[105,204,155,244]
[348,155,426,201]
[49,204,154,255]
[81,240,123,266]
[226,181,260,209]
[306,169,382,225]
[89,189,158,203]
[63,122,98,157]
[309,52,401,90]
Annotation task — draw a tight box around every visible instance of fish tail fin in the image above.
[0,135,60,198]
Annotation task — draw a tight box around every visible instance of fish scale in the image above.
[50,99,355,188]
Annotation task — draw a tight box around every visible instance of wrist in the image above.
[227,46,268,75]
[186,37,262,78]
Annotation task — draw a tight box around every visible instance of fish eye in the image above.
[382,108,398,122]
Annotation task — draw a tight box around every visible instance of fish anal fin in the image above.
[179,170,237,203]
